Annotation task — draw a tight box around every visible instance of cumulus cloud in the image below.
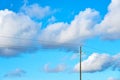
[38,0,120,50]
[23,0,28,6]
[95,0,120,40]
[0,9,40,57]
[0,0,120,57]
[108,77,120,80]
[73,53,120,73]
[39,8,100,50]
[71,53,80,60]
[38,0,120,49]
[44,64,66,73]
[4,68,26,77]
[48,16,56,24]
[21,4,52,19]
[112,54,120,71]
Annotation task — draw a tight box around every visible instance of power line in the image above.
[0,41,78,50]
[0,34,80,46]
[0,34,118,53]
[0,34,39,42]
[0,34,81,50]
[83,45,115,54]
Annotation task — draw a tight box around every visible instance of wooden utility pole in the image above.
[80,46,82,80]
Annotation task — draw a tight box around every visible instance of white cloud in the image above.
[44,64,66,73]
[95,0,120,40]
[73,63,80,72]
[73,53,120,73]
[0,9,40,57]
[38,0,120,50]
[1,0,120,57]
[21,4,52,19]
[108,77,120,80]
[48,16,56,23]
[4,68,26,77]
[71,53,80,60]
[81,53,113,72]
[23,0,28,6]
[112,54,120,71]
[39,8,100,50]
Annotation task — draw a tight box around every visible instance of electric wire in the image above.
[0,34,118,53]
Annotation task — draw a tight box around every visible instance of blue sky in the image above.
[0,0,120,80]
